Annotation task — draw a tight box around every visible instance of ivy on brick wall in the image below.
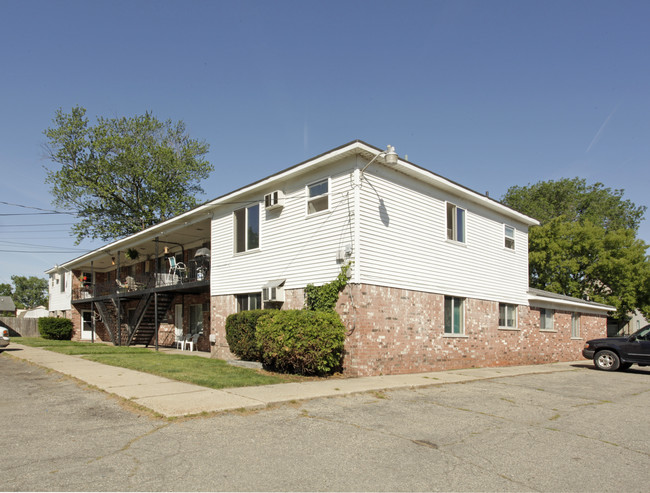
[304,263,350,312]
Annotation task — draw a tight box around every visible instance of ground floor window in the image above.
[571,313,580,338]
[540,308,554,330]
[499,303,517,328]
[444,296,465,334]
[236,293,262,312]
[190,304,203,334]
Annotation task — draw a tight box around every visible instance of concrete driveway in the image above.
[1,352,648,491]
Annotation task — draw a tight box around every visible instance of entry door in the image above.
[174,304,183,341]
[80,311,93,340]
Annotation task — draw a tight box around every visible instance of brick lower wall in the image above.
[337,284,607,376]
[210,283,607,376]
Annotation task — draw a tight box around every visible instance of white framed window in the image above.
[571,313,581,338]
[307,179,329,215]
[540,308,555,331]
[504,225,515,250]
[234,204,260,253]
[499,303,517,328]
[60,272,66,293]
[444,296,465,334]
[446,203,466,243]
[236,293,262,312]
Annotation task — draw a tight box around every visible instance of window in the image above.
[236,293,262,312]
[540,308,554,330]
[504,225,515,250]
[234,204,260,253]
[444,296,465,334]
[446,203,465,243]
[499,303,517,328]
[190,304,203,335]
[307,179,329,214]
[571,313,580,338]
[60,272,66,293]
[81,272,92,288]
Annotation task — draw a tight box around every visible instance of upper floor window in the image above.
[307,179,329,214]
[60,272,66,293]
[444,296,465,334]
[234,204,260,253]
[540,308,554,330]
[504,225,515,250]
[499,303,517,328]
[446,203,465,243]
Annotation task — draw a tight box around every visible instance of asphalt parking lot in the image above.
[1,353,649,492]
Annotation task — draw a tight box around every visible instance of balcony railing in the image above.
[73,261,209,300]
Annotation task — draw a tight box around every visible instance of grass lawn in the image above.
[13,337,305,389]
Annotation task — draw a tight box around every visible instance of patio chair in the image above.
[175,333,187,350]
[168,257,187,281]
[184,333,200,352]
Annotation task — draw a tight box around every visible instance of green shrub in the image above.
[225,310,270,361]
[255,310,345,375]
[38,317,73,340]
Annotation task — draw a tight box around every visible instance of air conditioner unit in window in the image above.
[264,190,285,211]
[262,286,285,303]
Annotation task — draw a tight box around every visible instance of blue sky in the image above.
[1,0,649,286]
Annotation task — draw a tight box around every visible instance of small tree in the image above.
[44,106,213,243]
[11,275,48,309]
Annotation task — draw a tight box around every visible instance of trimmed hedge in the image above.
[38,317,73,340]
[225,310,270,361]
[255,310,345,375]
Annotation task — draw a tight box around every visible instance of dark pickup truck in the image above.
[583,325,650,371]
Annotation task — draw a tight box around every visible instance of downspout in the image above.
[91,260,95,344]
[116,251,121,345]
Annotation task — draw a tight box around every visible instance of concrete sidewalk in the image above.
[4,343,590,417]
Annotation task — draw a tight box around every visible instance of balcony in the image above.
[73,260,210,302]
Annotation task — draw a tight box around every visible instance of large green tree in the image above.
[44,106,213,243]
[10,276,48,309]
[502,178,650,320]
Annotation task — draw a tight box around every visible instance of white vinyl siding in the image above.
[211,157,357,295]
[48,271,72,312]
[357,168,530,305]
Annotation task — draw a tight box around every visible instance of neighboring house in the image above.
[46,140,613,376]
[0,296,17,316]
[607,310,648,336]
[17,306,49,318]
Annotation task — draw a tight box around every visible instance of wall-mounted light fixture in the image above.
[360,145,398,178]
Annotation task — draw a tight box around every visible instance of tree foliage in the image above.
[502,178,650,320]
[44,106,213,243]
[502,178,646,231]
[10,275,48,309]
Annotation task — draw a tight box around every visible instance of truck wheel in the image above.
[594,350,620,371]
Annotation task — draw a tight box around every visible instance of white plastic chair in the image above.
[175,333,186,350]
[184,333,200,352]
